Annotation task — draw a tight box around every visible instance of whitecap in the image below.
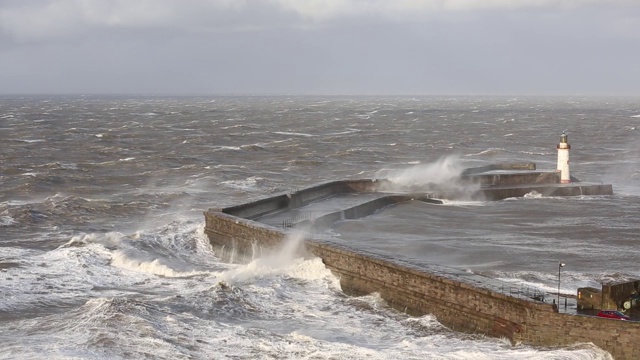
[439,199,487,206]
[520,151,551,156]
[60,231,126,249]
[111,250,207,278]
[273,131,315,137]
[214,145,241,151]
[0,215,17,226]
[4,198,40,206]
[221,176,265,191]
[523,191,543,198]
[326,128,362,136]
[465,148,506,156]
[58,162,78,170]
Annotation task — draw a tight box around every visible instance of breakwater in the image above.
[203,167,638,359]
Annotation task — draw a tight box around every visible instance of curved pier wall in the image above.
[221,194,290,220]
[204,211,286,263]
[204,211,640,360]
[295,195,404,229]
[223,179,385,219]
[461,162,537,175]
[220,173,570,221]
[464,171,559,186]
[478,183,614,201]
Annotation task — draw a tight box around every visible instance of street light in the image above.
[557,261,566,308]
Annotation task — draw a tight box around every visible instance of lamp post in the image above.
[557,262,566,308]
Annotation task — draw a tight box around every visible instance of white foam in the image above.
[111,250,208,278]
[329,128,362,135]
[0,222,224,314]
[284,257,337,283]
[61,231,126,249]
[494,270,603,294]
[221,176,265,191]
[0,215,17,226]
[273,131,315,137]
[523,191,543,198]
[466,148,506,156]
[217,230,308,285]
[439,199,488,206]
[1,239,612,360]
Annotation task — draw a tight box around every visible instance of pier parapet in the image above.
[203,160,632,358]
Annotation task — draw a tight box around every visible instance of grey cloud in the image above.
[0,0,638,95]
[2,0,639,42]
[0,0,288,42]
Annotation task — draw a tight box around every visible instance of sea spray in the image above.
[375,154,482,199]
[217,229,309,285]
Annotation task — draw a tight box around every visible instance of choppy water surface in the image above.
[1,95,639,359]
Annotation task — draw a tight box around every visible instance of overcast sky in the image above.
[1,0,639,95]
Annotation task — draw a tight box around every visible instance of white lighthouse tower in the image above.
[556,131,571,184]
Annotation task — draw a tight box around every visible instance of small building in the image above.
[577,287,601,310]
[577,280,640,311]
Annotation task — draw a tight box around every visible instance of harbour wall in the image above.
[204,169,628,358]
[203,211,639,360]
[221,179,383,220]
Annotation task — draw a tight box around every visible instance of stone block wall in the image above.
[204,211,640,359]
[204,211,287,263]
[463,171,559,187]
[204,171,625,357]
[222,194,290,220]
[222,180,382,220]
[478,183,613,201]
[462,163,537,175]
[288,179,383,208]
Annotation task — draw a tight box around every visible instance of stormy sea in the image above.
[1,95,639,359]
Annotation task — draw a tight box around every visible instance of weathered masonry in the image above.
[204,165,639,360]
[578,280,640,312]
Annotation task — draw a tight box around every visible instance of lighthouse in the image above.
[556,131,571,183]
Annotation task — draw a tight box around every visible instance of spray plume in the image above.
[217,229,308,285]
[376,155,482,200]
